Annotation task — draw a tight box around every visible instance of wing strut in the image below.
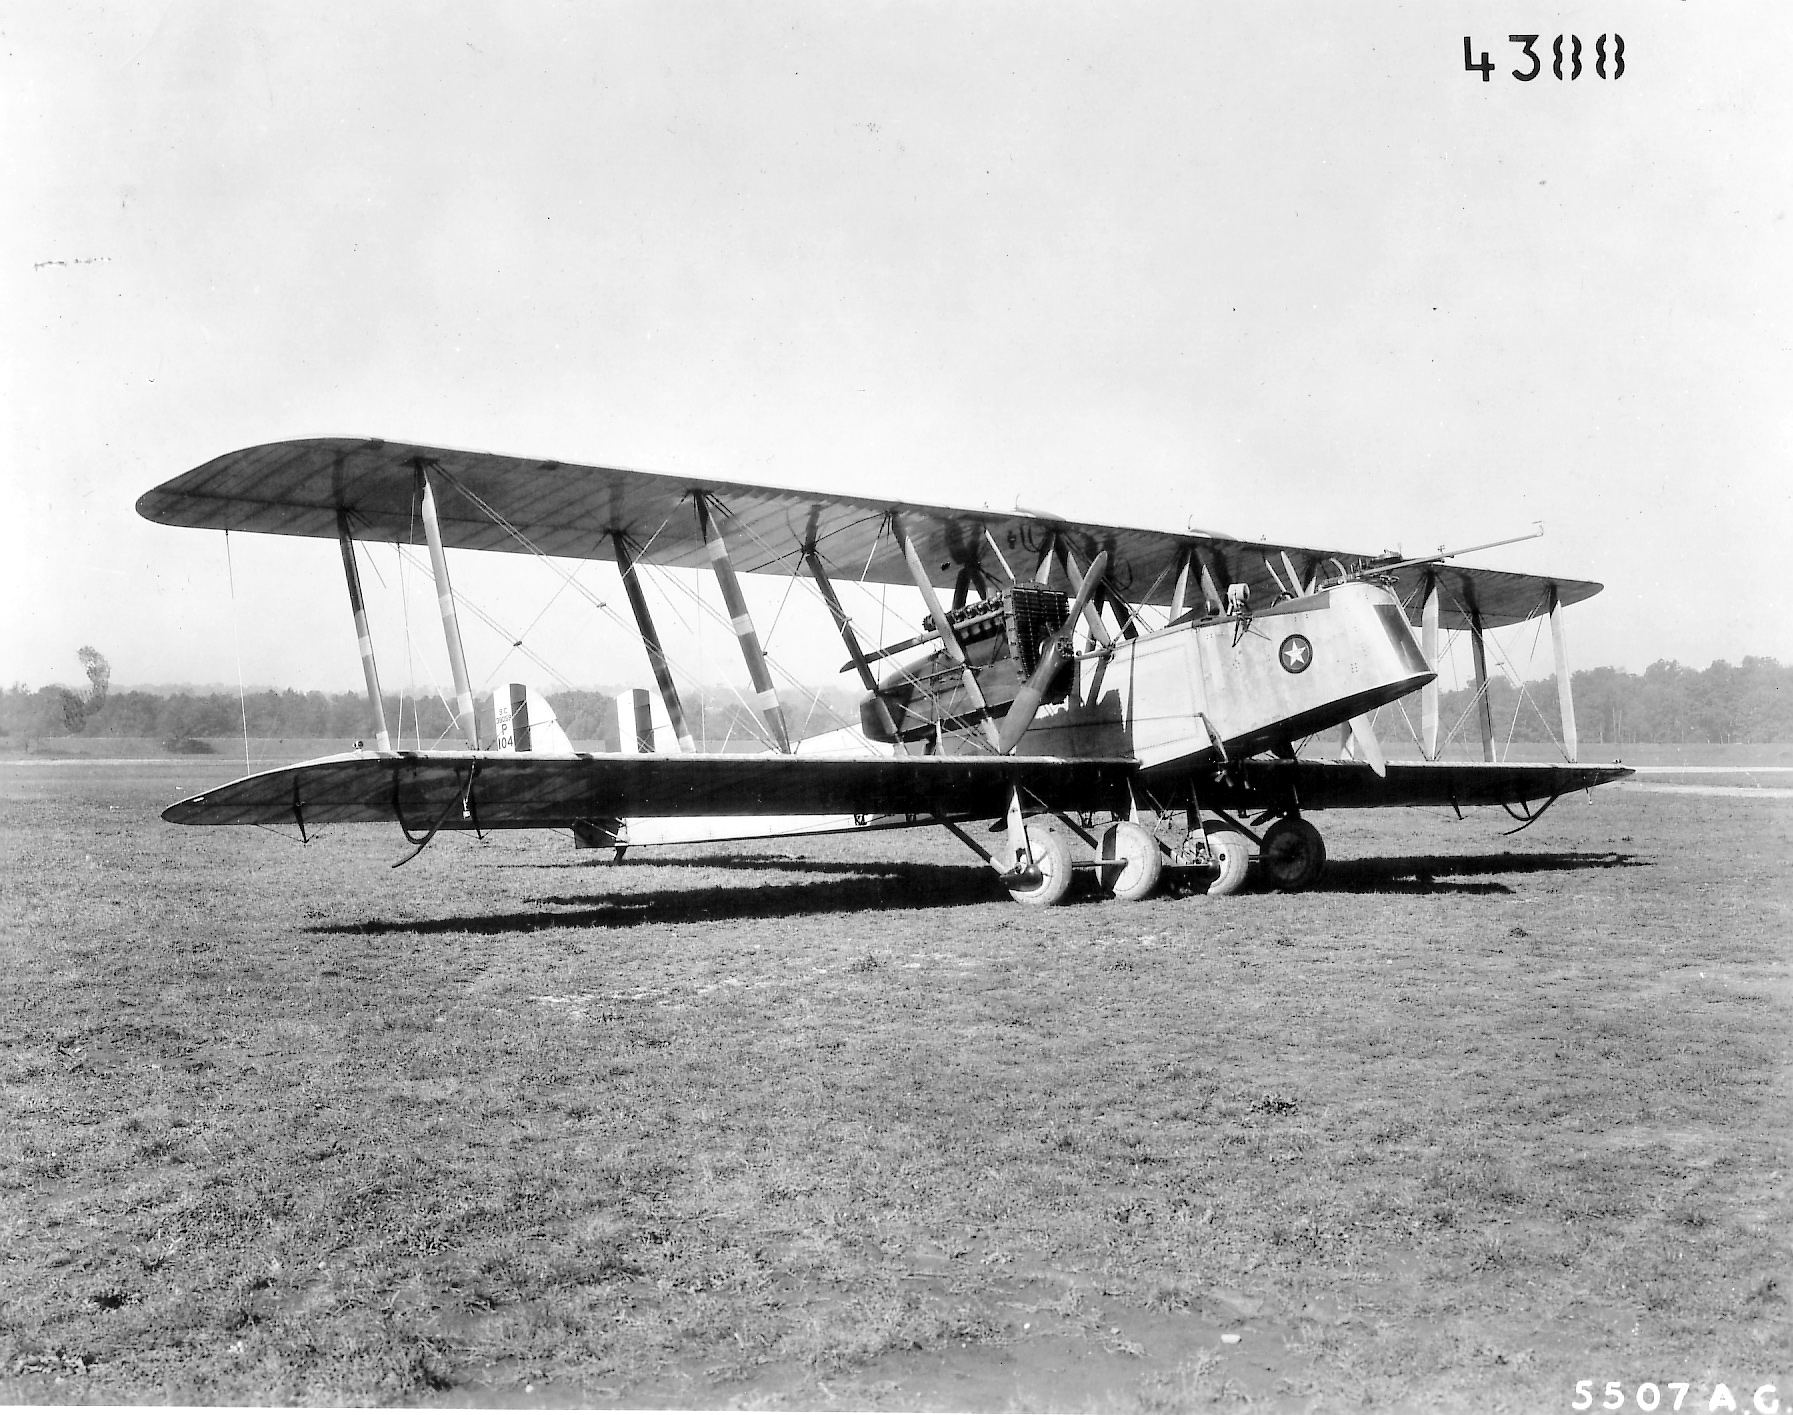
[335,509,392,752]
[997,551,1109,753]
[1549,585,1578,762]
[893,513,1030,861]
[417,467,480,750]
[695,495,792,753]
[612,531,698,754]
[1469,607,1495,763]
[803,546,902,745]
[1420,574,1440,760]
[894,513,1003,752]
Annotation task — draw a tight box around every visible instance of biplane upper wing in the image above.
[161,750,1137,829]
[136,438,1599,630]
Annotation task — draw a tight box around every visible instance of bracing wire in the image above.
[391,541,459,746]
[392,546,575,697]
[1485,596,1568,761]
[411,469,964,754]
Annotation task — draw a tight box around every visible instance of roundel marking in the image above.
[1279,634,1313,674]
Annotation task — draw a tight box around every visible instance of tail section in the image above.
[603,686,893,850]
[615,687,679,754]
[491,684,574,754]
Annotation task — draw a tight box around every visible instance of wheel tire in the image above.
[1259,817,1326,892]
[1100,821,1163,901]
[1008,824,1074,907]
[1205,829,1253,897]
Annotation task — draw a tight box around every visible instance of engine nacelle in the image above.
[861,583,1074,743]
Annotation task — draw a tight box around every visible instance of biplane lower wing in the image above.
[163,751,1137,830]
[1167,758,1633,813]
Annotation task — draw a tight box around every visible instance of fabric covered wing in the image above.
[162,751,1137,828]
[136,437,1600,630]
[1193,759,1633,812]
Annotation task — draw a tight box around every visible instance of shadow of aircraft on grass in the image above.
[1312,850,1644,895]
[490,852,925,876]
[306,861,999,935]
[307,851,1644,934]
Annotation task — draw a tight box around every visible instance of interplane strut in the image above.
[611,530,698,754]
[335,508,392,753]
[418,467,480,750]
[695,494,791,754]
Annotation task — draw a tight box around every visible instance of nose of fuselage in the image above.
[1190,581,1435,759]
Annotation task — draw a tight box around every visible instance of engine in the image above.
[860,583,1074,744]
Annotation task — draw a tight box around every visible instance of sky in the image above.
[5,2,1790,710]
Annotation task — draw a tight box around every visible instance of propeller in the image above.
[1341,713,1388,777]
[997,550,1109,754]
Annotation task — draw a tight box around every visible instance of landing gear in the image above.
[1099,820,1163,902]
[1258,816,1325,892]
[1007,824,1074,907]
[1205,829,1253,896]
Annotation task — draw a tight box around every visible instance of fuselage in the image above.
[870,580,1434,774]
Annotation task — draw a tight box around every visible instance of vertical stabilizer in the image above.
[614,686,681,753]
[615,688,652,754]
[491,684,573,754]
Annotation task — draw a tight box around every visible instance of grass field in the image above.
[1,761,1788,1410]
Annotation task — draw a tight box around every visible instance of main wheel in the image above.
[1258,817,1325,892]
[1007,824,1074,907]
[1099,821,1163,901]
[1205,829,1253,897]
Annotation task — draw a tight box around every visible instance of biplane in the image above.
[136,438,1630,903]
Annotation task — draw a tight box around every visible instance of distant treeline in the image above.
[1419,657,1791,748]
[0,681,865,750]
[3,657,1788,746]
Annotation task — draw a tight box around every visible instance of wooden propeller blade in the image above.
[1347,712,1388,777]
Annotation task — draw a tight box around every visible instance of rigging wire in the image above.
[408,468,950,753]
[392,546,575,696]
[430,466,615,620]
[390,541,461,746]
[1485,597,1568,761]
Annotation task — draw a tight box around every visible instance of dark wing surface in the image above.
[136,438,1600,630]
[162,751,1136,828]
[1193,759,1633,812]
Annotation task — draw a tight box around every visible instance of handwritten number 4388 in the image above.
[1464,35,1625,81]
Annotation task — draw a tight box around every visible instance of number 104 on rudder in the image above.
[1464,34,1625,81]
